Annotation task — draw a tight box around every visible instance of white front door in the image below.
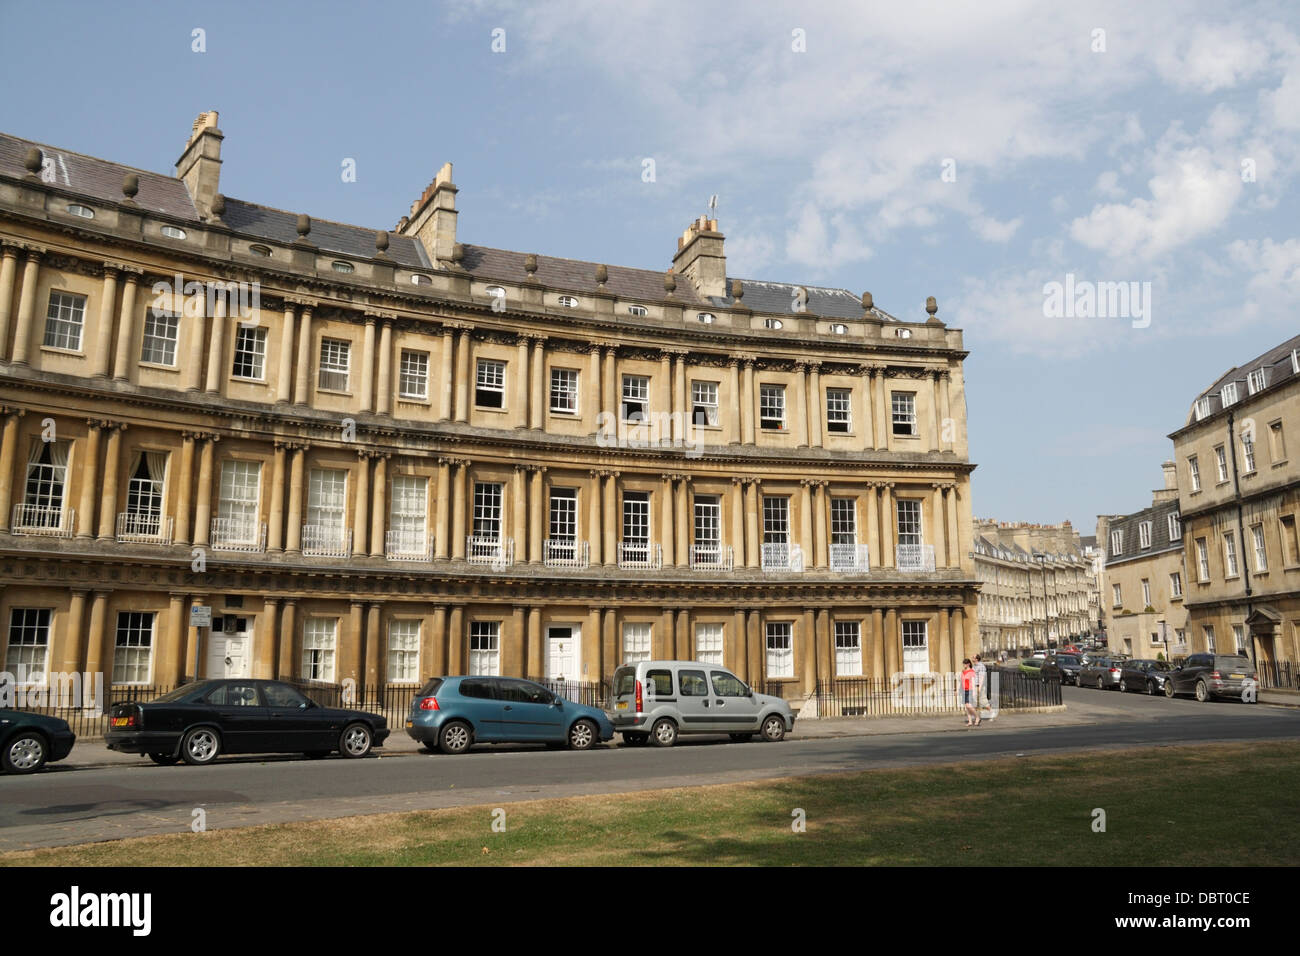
[545,625,581,681]
[206,616,253,678]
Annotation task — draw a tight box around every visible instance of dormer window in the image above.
[829,323,847,335]
[1220,382,1238,407]
[697,312,715,324]
[627,305,648,317]
[485,285,506,298]
[331,261,355,274]
[895,328,912,339]
[1195,397,1211,420]
[249,244,272,257]
[1246,368,1267,394]
[764,318,783,330]
[411,274,431,286]
[557,295,579,308]
[66,204,94,219]
[160,225,186,240]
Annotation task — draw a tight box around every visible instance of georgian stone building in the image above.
[1097,462,1189,659]
[1170,334,1300,668]
[972,519,1094,655]
[0,112,978,705]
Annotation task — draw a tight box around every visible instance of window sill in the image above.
[892,432,920,440]
[549,408,579,417]
[317,386,352,397]
[1225,574,1241,582]
[138,361,180,373]
[398,395,431,405]
[230,376,267,385]
[40,345,85,357]
[475,405,509,415]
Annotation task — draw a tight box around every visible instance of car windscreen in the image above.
[1056,655,1079,665]
[613,667,636,696]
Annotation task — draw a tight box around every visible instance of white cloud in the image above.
[971,215,1023,242]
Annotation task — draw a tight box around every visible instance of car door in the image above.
[203,681,268,754]
[262,681,324,751]
[499,679,565,742]
[709,669,759,731]
[675,668,714,732]
[457,678,503,741]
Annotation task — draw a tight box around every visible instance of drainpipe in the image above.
[1226,410,1255,666]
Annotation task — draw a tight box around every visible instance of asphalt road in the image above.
[3,687,1298,851]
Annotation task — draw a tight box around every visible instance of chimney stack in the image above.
[398,161,458,264]
[175,111,223,219]
[671,216,726,299]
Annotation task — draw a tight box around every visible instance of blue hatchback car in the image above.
[405,676,615,754]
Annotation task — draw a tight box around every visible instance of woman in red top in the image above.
[961,659,980,727]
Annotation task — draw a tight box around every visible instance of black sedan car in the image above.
[1118,659,1174,694]
[1041,653,1084,685]
[1,709,76,774]
[105,679,390,765]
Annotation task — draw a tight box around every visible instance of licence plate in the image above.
[615,701,628,710]
[1230,673,1244,679]
[405,720,413,728]
[111,717,130,727]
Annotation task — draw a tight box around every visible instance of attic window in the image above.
[1246,368,1267,394]
[331,261,355,274]
[627,305,648,317]
[1220,382,1238,407]
[249,244,272,257]
[697,312,715,324]
[557,295,579,308]
[895,327,912,338]
[66,204,94,219]
[764,318,783,330]
[829,323,848,335]
[411,274,431,285]
[161,225,186,240]
[485,285,506,298]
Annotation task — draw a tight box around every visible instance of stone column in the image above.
[451,459,467,559]
[747,609,762,686]
[9,249,43,366]
[285,444,306,553]
[513,335,531,429]
[940,371,952,450]
[447,604,465,674]
[727,359,741,445]
[660,474,675,566]
[946,483,961,569]
[365,603,383,695]
[259,598,280,679]
[744,479,760,569]
[800,608,816,695]
[507,606,526,677]
[929,370,942,453]
[884,607,899,677]
[871,608,885,679]
[293,305,313,405]
[657,351,671,433]
[377,320,394,416]
[807,363,823,448]
[880,482,895,569]
[369,453,389,556]
[454,327,471,422]
[587,606,604,680]
[798,480,814,566]
[438,326,455,421]
[528,466,545,564]
[96,425,125,540]
[672,351,687,444]
[602,346,616,422]
[184,298,208,392]
[92,265,119,377]
[112,270,140,380]
[173,433,196,545]
[793,364,809,447]
[602,607,617,672]
[729,478,745,566]
[953,607,968,670]
[276,302,296,403]
[813,481,828,569]
[345,602,365,687]
[360,316,376,413]
[530,336,546,430]
[929,483,944,563]
[860,366,876,451]
[430,605,448,677]
[513,465,529,561]
[267,443,287,552]
[204,294,227,393]
[872,365,888,449]
[938,606,951,674]
[674,477,689,568]
[602,471,617,566]
[184,592,205,679]
[659,609,675,660]
[279,599,298,678]
[434,458,450,559]
[675,608,690,659]
[84,591,111,680]
[353,451,371,558]
[816,608,832,684]
[60,589,89,673]
[866,483,881,569]
[76,422,102,538]
[587,345,602,428]
[740,358,756,444]
[731,608,747,680]
[527,607,543,677]
[587,470,602,565]
[0,245,19,361]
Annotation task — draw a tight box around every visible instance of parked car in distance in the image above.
[610,661,795,747]
[0,709,76,774]
[405,676,615,754]
[1078,656,1123,689]
[1041,653,1083,685]
[1164,654,1258,702]
[1119,659,1174,694]
[106,679,390,765]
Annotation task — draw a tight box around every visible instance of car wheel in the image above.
[1195,680,1210,702]
[729,733,754,742]
[1147,681,1157,696]
[1164,679,1177,699]
[438,721,472,755]
[1096,677,1105,690]
[650,718,677,747]
[761,715,786,742]
[180,727,221,765]
[339,723,373,758]
[2,732,47,774]
[148,752,179,766]
[567,719,598,751]
[1119,679,1129,693]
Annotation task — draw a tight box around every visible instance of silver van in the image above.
[610,660,795,747]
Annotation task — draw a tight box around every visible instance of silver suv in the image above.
[610,660,795,747]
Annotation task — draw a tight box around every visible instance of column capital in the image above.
[866,363,887,376]
[362,315,377,327]
[601,344,619,357]
[526,463,548,474]
[118,265,144,279]
[20,244,46,261]
[580,342,604,355]
[0,243,22,259]
[598,468,620,479]
[939,369,952,382]
[282,597,299,608]
[439,456,471,468]
[263,596,282,607]
[929,367,944,381]
[0,406,27,419]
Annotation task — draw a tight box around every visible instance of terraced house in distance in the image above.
[1171,334,1300,676]
[0,111,978,714]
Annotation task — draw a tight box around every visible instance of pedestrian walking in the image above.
[974,654,988,711]
[961,658,979,726]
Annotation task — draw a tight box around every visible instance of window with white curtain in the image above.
[765,622,793,677]
[389,475,428,551]
[43,292,86,350]
[622,622,652,663]
[217,460,261,526]
[140,310,179,366]
[834,621,862,676]
[695,623,723,665]
[24,439,70,520]
[302,617,337,682]
[125,451,167,533]
[6,608,51,684]
[112,611,154,684]
[306,468,348,548]
[388,619,421,684]
[469,621,500,675]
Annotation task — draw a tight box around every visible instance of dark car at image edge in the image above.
[0,709,76,774]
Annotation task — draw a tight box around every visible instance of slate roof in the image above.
[1183,332,1300,427]
[1104,498,1182,567]
[221,198,429,269]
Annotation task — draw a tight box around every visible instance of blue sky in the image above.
[3,0,1298,534]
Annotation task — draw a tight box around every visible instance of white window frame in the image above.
[695,623,724,666]
[622,622,652,664]
[550,367,579,414]
[765,622,794,678]
[1169,571,1182,599]
[1138,520,1152,549]
[112,611,155,685]
[549,488,577,542]
[1195,397,1211,421]
[1188,456,1201,492]
[1196,537,1210,581]
[891,391,917,436]
[826,388,852,433]
[1223,531,1239,577]
[834,621,862,676]
[622,491,649,544]
[1233,624,1247,654]
[387,619,421,684]
[1215,445,1228,482]
[399,349,429,399]
[1247,368,1267,395]
[1112,583,1122,607]
[140,310,179,366]
[1167,512,1182,541]
[1141,579,1151,607]
[759,384,786,430]
[897,499,923,547]
[691,381,719,427]
[622,375,649,422]
[302,617,338,683]
[1242,434,1257,473]
[1203,625,1216,653]
[318,338,351,392]
[475,359,506,409]
[230,324,267,380]
[6,608,51,685]
[1110,530,1124,555]
[472,482,503,540]
[1252,523,1267,572]
[43,292,86,351]
[1221,382,1238,407]
[469,621,501,676]
[217,459,262,527]
[389,474,428,555]
[306,468,348,547]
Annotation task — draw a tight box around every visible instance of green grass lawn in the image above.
[5,741,1298,866]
